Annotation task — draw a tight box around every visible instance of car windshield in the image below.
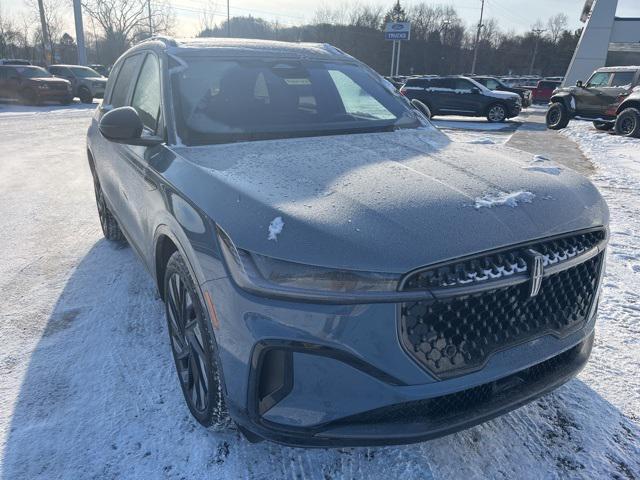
[16,66,51,78]
[69,66,101,78]
[172,56,424,146]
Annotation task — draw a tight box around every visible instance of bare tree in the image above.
[199,0,218,34]
[82,0,174,62]
[547,13,568,44]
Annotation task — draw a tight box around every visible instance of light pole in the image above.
[148,0,153,36]
[470,0,485,74]
[227,0,231,37]
[73,0,87,65]
[529,28,547,75]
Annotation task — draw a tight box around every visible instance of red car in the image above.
[526,80,562,104]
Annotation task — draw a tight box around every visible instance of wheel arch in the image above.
[617,99,640,115]
[549,93,574,112]
[154,232,179,301]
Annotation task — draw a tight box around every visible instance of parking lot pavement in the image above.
[0,106,638,479]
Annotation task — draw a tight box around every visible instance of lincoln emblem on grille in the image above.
[524,249,545,297]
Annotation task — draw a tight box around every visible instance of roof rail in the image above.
[136,35,177,47]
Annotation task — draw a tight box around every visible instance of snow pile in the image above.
[466,137,495,144]
[267,216,284,241]
[474,190,535,209]
[521,154,562,175]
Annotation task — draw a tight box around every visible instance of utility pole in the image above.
[470,0,485,75]
[72,0,87,65]
[227,0,231,37]
[36,0,49,64]
[148,0,153,36]
[529,28,546,75]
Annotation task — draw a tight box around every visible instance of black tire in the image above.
[78,87,93,104]
[546,102,570,130]
[593,121,613,131]
[164,251,231,430]
[486,103,507,123]
[20,88,39,106]
[92,174,125,242]
[614,108,640,138]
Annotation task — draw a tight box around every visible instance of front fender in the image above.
[549,93,575,114]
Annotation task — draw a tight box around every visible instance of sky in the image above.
[2,0,640,37]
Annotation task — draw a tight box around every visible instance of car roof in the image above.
[48,64,94,68]
[595,66,640,72]
[129,36,353,62]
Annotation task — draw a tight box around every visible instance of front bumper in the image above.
[203,273,599,447]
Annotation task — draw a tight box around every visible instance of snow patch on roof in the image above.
[268,216,284,241]
[474,191,535,209]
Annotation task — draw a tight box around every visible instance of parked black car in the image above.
[546,66,640,137]
[0,65,72,105]
[401,76,522,122]
[471,76,532,108]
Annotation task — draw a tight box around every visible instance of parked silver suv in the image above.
[48,65,107,103]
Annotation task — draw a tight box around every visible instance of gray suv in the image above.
[546,66,640,137]
[87,37,608,447]
[48,64,107,103]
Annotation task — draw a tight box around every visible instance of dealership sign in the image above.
[385,22,411,41]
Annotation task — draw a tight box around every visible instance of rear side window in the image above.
[110,54,142,108]
[610,72,635,88]
[131,54,161,132]
[429,78,454,89]
[405,78,430,88]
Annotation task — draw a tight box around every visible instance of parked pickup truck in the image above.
[545,66,640,138]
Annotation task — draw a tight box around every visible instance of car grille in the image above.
[399,230,605,379]
[49,83,68,91]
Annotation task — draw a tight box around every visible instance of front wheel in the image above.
[78,88,93,104]
[546,102,570,130]
[486,103,507,123]
[164,251,231,430]
[614,108,640,138]
[92,174,125,242]
[20,88,39,106]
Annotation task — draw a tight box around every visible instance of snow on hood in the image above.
[172,128,608,273]
[484,89,521,101]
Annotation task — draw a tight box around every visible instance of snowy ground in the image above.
[0,106,638,479]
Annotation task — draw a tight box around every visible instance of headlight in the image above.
[216,226,401,302]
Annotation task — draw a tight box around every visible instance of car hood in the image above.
[173,128,608,273]
[31,77,70,85]
[484,89,521,101]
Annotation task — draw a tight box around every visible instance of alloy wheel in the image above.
[620,117,635,136]
[488,105,506,122]
[167,273,210,413]
[548,109,560,126]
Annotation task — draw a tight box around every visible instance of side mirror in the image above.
[471,87,481,94]
[576,80,583,88]
[410,98,431,119]
[99,106,163,147]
